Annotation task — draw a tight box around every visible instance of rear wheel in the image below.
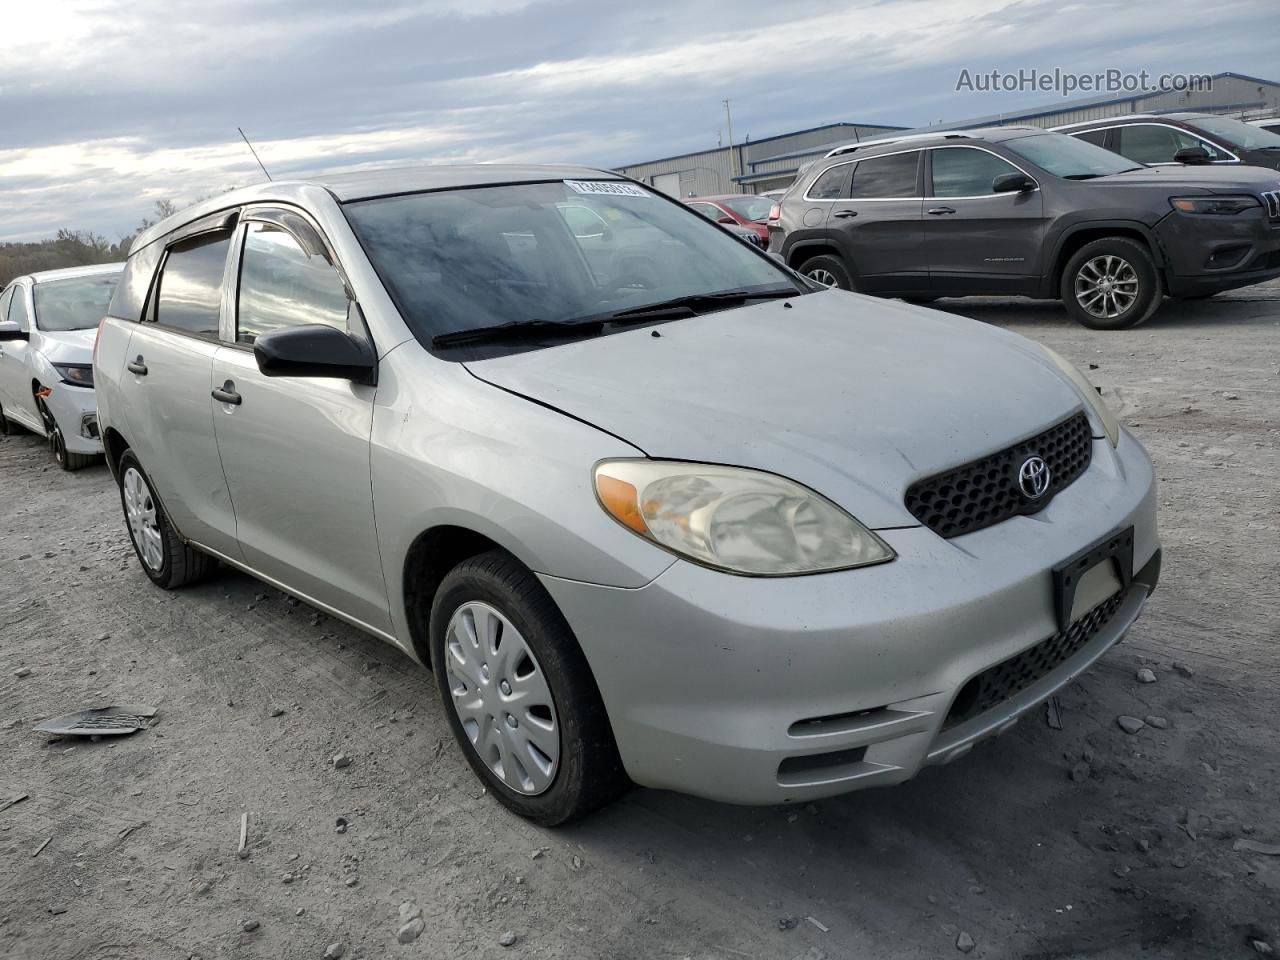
[1061,238,1161,330]
[429,550,628,825]
[117,450,214,589]
[798,254,854,290]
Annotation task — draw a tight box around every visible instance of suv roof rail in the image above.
[823,130,977,159]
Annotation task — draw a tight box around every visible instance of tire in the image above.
[798,254,855,290]
[0,402,9,436]
[429,549,628,825]
[1060,238,1162,330]
[117,449,214,589]
[35,396,95,471]
[901,296,939,305]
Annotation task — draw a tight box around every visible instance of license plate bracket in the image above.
[1052,526,1134,633]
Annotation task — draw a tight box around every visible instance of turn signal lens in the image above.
[594,460,894,576]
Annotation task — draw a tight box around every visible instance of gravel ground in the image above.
[2,283,1278,960]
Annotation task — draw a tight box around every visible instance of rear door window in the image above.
[847,152,920,198]
[930,147,1023,197]
[154,231,233,338]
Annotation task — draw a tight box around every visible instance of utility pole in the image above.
[723,99,737,178]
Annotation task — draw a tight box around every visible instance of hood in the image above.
[38,328,98,364]
[1098,165,1280,192]
[465,290,1088,528]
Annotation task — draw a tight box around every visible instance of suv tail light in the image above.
[768,204,781,222]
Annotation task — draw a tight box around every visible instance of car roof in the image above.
[132,163,623,253]
[27,262,125,284]
[822,125,1044,158]
[1052,113,1217,132]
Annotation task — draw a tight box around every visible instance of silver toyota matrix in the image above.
[93,165,1161,824]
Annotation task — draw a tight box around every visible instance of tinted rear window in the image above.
[848,152,919,198]
[154,232,232,337]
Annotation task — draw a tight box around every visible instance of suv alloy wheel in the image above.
[798,254,854,291]
[1060,238,1162,330]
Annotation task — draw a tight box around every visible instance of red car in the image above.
[684,194,773,248]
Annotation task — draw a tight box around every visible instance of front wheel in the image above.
[798,254,854,290]
[1060,238,1161,330]
[37,398,96,471]
[117,450,214,589]
[429,550,628,825]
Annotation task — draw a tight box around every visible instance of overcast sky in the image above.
[2,0,1277,241]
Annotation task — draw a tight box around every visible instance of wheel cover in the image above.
[444,601,560,796]
[1075,255,1139,319]
[806,267,838,287]
[122,467,164,572]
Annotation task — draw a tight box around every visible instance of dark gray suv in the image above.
[769,126,1280,329]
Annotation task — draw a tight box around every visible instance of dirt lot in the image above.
[2,285,1278,960]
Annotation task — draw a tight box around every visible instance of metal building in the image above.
[615,122,906,198]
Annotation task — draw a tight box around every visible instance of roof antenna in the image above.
[237,127,272,181]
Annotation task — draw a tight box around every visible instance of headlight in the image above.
[1040,346,1119,447]
[53,363,94,387]
[1170,195,1260,215]
[594,460,895,576]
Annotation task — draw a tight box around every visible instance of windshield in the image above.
[32,274,121,332]
[1005,132,1142,179]
[1190,115,1280,150]
[721,196,774,222]
[344,180,798,355]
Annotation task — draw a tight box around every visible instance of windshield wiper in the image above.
[432,318,601,347]
[608,288,800,319]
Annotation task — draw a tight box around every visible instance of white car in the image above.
[0,263,123,469]
[1248,117,1280,137]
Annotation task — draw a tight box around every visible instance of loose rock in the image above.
[1172,661,1194,677]
[335,816,349,834]
[397,917,426,944]
[498,931,518,947]
[1070,761,1091,783]
[1234,839,1280,856]
[13,667,31,678]
[324,944,345,959]
[270,707,285,717]
[1252,940,1274,956]
[331,753,352,769]
[1117,716,1145,735]
[956,931,976,953]
[1136,668,1157,684]
[1145,715,1170,729]
[241,919,259,932]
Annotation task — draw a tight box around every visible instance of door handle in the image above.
[211,381,242,406]
[127,357,148,376]
[832,209,859,219]
[927,206,957,216]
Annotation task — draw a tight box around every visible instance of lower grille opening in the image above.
[777,746,869,786]
[943,590,1128,731]
[1205,244,1250,270]
[788,705,903,739]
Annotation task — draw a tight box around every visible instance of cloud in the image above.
[0,0,1275,240]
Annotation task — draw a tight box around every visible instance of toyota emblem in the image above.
[1018,456,1051,500]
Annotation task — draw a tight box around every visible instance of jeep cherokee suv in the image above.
[770,126,1280,328]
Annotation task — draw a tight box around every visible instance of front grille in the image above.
[942,590,1127,730]
[904,413,1093,539]
[1262,190,1280,219]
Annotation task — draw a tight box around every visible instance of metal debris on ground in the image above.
[237,812,249,859]
[805,916,829,933]
[0,793,29,814]
[1045,696,1063,730]
[33,704,157,738]
[32,836,52,857]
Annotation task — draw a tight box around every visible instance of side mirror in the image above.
[992,172,1036,193]
[254,323,377,385]
[0,321,28,342]
[717,215,737,225]
[1174,146,1212,165]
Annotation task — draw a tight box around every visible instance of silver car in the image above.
[0,263,123,469]
[93,166,1160,824]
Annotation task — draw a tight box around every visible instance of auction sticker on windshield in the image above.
[564,180,650,198]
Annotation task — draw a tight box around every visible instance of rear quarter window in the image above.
[108,242,163,321]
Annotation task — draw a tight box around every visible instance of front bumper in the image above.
[541,430,1159,805]
[43,382,103,455]
[1156,208,1280,296]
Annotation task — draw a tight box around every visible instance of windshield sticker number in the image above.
[564,180,650,198]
